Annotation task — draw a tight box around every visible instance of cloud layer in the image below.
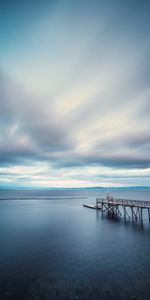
[0,0,150,187]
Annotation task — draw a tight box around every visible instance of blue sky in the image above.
[0,0,150,188]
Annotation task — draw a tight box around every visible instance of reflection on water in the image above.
[0,189,150,300]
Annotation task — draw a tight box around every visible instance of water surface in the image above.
[0,189,150,300]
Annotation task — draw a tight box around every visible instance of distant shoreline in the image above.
[0,186,150,191]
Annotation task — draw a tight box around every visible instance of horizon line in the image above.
[0,186,150,191]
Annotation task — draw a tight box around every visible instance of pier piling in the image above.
[84,196,150,223]
[95,197,150,222]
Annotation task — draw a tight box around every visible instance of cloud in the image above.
[0,71,74,166]
[0,0,150,187]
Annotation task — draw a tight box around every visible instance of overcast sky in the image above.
[0,0,150,188]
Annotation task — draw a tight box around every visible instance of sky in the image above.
[0,0,150,188]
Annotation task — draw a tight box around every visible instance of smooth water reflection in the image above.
[0,189,150,300]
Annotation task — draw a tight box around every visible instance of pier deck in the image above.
[97,197,150,222]
[84,196,150,222]
[83,204,102,209]
[97,198,150,209]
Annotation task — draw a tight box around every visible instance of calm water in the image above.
[0,189,150,300]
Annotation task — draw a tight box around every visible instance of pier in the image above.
[83,204,99,209]
[84,194,150,222]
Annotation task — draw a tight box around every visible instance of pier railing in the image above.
[96,197,150,208]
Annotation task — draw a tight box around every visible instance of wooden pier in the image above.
[84,194,150,222]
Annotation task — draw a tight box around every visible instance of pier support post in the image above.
[148,208,150,223]
[131,206,134,221]
[123,206,130,220]
[123,206,126,221]
[96,198,98,209]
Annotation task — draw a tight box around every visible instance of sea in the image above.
[0,188,150,300]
